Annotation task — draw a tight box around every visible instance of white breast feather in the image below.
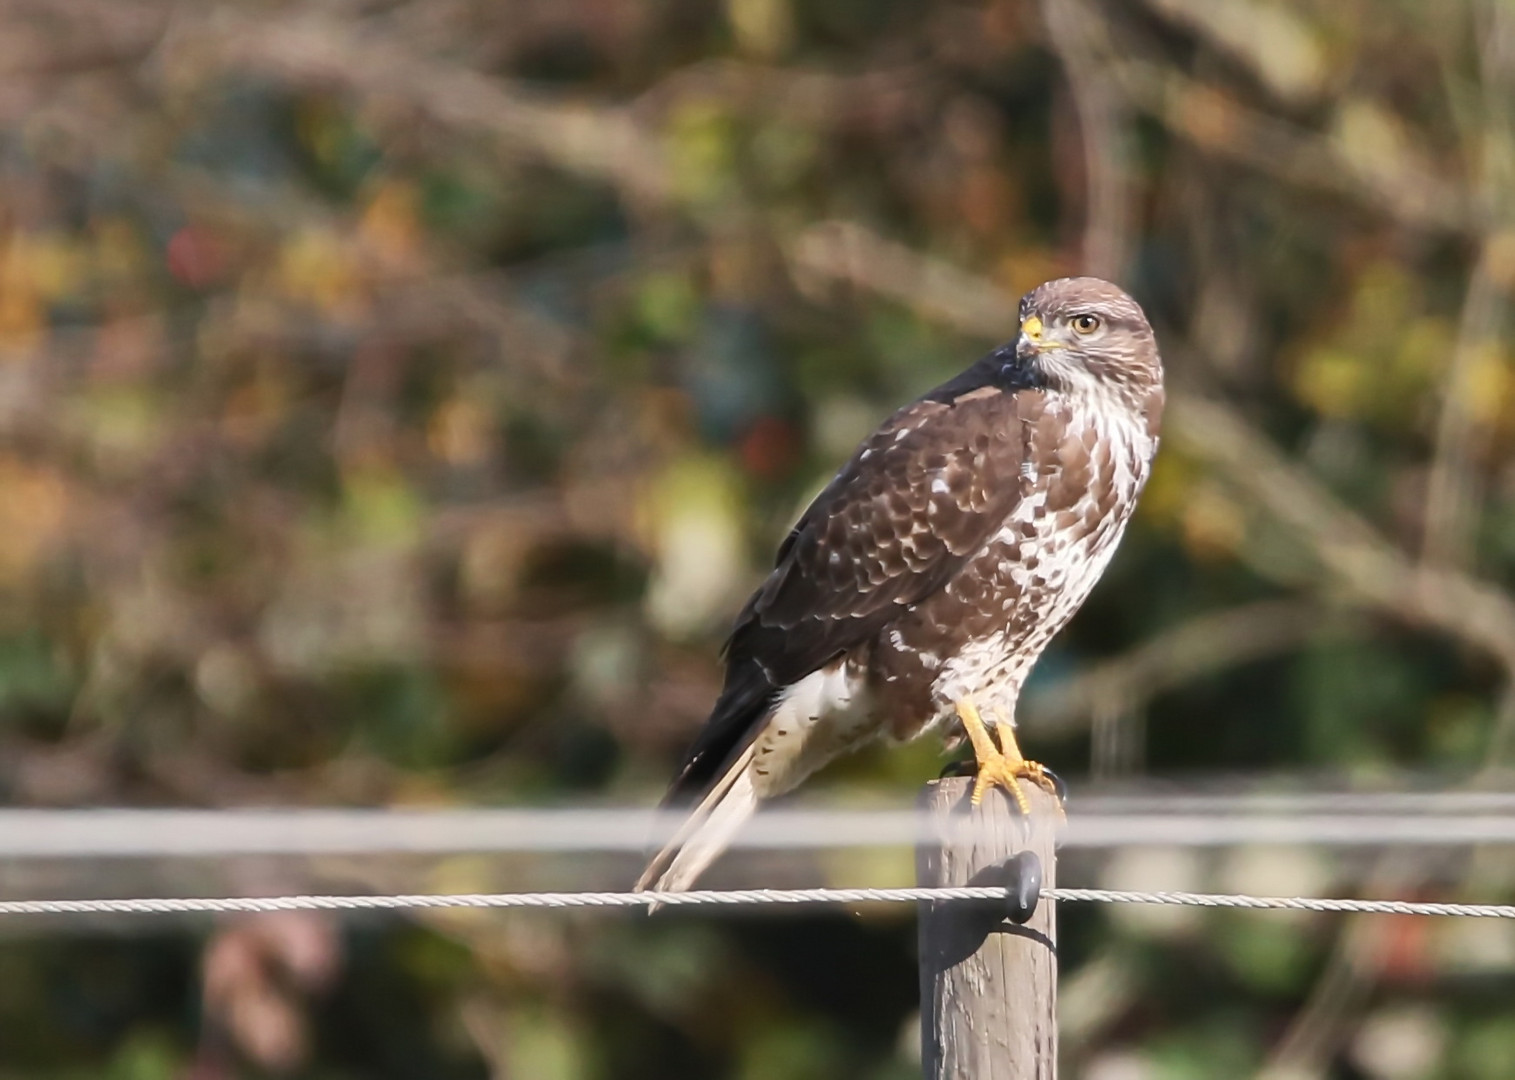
[929,403,1155,729]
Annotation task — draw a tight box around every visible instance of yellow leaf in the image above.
[428,396,494,466]
[0,459,67,581]
[1463,344,1511,427]
[1181,485,1247,560]
[360,180,421,264]
[277,228,361,313]
[1294,347,1364,419]
[728,0,792,58]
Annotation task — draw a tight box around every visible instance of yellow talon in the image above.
[954,700,1064,819]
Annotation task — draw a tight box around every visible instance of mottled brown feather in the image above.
[667,376,1033,796]
[662,276,1165,807]
[737,385,1031,686]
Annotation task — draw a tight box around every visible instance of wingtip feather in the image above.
[636,748,760,910]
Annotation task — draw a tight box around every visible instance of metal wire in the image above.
[3,800,1515,857]
[1,887,1512,919]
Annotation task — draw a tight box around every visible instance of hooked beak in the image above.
[1017,313,1056,357]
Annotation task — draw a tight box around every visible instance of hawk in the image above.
[638,277,1164,894]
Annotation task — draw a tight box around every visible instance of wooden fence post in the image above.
[917,777,1060,1080]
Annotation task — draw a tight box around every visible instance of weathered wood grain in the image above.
[918,777,1059,1080]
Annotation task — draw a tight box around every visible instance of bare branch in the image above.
[1419,245,1506,567]
[786,220,1014,338]
[1041,0,1132,279]
[160,10,673,207]
[0,0,171,76]
[1025,600,1336,738]
[1171,394,1515,670]
[1423,0,1515,568]
[1106,61,1474,235]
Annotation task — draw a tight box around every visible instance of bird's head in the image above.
[1013,278,1163,404]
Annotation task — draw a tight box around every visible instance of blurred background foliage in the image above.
[2,0,1515,1077]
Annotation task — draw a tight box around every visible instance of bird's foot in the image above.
[970,755,1065,816]
[954,699,1066,819]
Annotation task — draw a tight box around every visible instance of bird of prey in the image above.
[637,277,1164,894]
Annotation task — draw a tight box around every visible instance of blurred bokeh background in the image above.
[3,0,1515,1076]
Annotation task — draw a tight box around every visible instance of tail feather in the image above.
[636,744,759,897]
[662,658,773,806]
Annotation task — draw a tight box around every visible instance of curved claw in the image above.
[938,756,977,779]
[954,699,1065,818]
[1040,765,1069,805]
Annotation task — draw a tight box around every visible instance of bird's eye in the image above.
[1070,313,1102,335]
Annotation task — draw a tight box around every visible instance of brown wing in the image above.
[667,377,1040,799]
